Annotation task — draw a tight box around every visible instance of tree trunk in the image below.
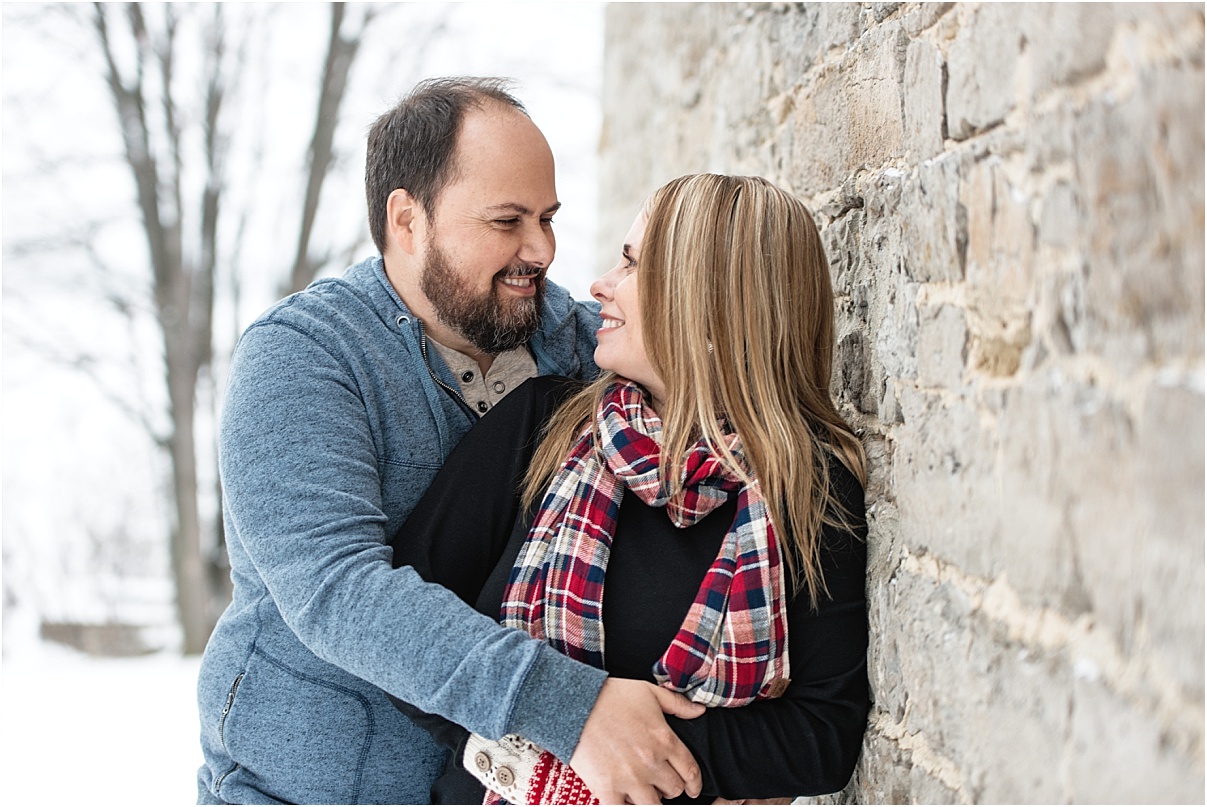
[93,3,221,654]
[87,3,373,652]
[165,345,212,654]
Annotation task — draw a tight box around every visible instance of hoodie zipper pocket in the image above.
[214,763,240,794]
[217,672,245,750]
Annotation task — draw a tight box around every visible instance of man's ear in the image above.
[386,189,422,256]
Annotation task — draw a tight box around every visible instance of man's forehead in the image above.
[454,103,540,154]
[430,104,556,212]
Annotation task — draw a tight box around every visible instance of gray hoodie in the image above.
[197,255,604,804]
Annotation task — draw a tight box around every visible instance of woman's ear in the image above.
[386,189,422,256]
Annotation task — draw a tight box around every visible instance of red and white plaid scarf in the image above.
[501,379,790,707]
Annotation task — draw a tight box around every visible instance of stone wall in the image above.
[598,3,1204,802]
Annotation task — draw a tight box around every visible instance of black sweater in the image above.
[390,377,870,803]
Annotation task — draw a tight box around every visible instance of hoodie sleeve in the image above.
[219,320,605,763]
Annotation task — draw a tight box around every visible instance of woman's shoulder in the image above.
[527,374,585,413]
[814,447,868,595]
[823,448,866,525]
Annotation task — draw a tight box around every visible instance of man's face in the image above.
[420,236,545,355]
[418,105,559,355]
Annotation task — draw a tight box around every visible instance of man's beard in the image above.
[420,241,545,356]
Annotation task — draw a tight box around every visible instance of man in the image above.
[196,77,704,805]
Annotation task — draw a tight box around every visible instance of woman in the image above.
[391,174,869,804]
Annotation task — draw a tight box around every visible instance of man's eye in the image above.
[541,217,555,227]
[495,218,520,227]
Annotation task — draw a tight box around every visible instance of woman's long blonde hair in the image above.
[522,174,866,606]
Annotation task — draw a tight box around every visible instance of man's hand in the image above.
[569,678,706,804]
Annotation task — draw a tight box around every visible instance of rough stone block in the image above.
[945,3,1023,139]
[1135,382,1206,696]
[822,212,863,300]
[888,567,1076,803]
[1045,265,1089,358]
[800,2,865,57]
[1023,4,1117,96]
[1069,677,1204,803]
[962,156,1036,379]
[787,20,908,191]
[1073,65,1206,370]
[1038,180,1081,250]
[900,2,955,38]
[902,155,967,282]
[878,377,903,426]
[967,637,1070,803]
[892,386,1000,579]
[786,72,856,193]
[1030,265,1087,365]
[1026,98,1078,168]
[847,21,909,167]
[994,378,1088,615]
[963,155,1035,309]
[836,329,876,414]
[1047,378,1148,654]
[861,168,906,269]
[874,274,919,382]
[904,36,946,160]
[887,568,988,753]
[915,304,968,388]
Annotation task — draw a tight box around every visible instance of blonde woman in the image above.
[391,174,870,804]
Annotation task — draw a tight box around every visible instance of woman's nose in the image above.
[591,265,622,302]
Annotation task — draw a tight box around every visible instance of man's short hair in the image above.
[365,76,528,254]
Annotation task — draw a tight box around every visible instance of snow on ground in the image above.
[2,614,202,805]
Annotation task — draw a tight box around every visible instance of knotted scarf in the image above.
[500,379,791,707]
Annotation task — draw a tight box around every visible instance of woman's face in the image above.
[590,210,667,410]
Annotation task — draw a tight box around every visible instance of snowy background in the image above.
[2,3,606,803]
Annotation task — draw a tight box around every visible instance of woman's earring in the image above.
[707,341,714,354]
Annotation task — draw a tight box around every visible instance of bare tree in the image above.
[83,2,380,653]
[6,1,463,654]
[90,2,229,653]
[286,3,378,295]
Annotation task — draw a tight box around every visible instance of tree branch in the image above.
[285,1,366,295]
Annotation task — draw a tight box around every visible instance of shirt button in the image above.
[493,381,506,393]
[496,765,516,788]
[477,401,488,413]
[474,751,492,772]
[461,370,474,382]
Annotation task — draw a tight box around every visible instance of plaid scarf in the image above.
[500,379,790,708]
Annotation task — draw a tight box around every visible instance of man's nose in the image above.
[517,220,555,269]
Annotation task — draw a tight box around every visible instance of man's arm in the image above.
[220,321,700,800]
